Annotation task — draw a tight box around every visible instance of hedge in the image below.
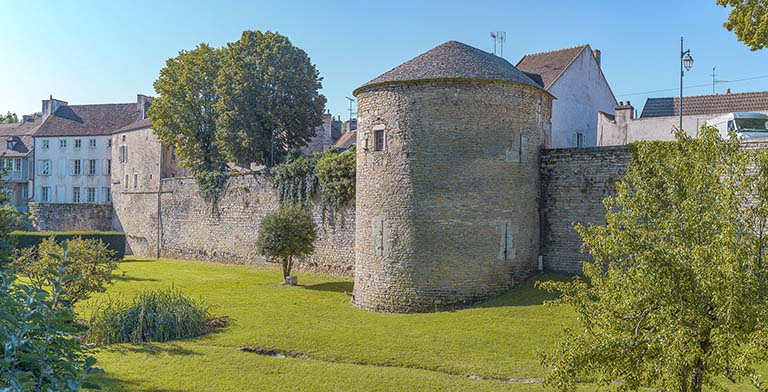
[10,231,126,260]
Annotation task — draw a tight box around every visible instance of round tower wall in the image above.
[353,80,552,313]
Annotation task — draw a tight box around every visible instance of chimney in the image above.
[137,94,152,119]
[592,49,601,68]
[22,115,35,122]
[41,95,68,118]
[726,88,731,94]
[615,100,634,125]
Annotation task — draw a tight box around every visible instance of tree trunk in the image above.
[690,357,704,392]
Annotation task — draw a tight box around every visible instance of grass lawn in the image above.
[78,257,760,391]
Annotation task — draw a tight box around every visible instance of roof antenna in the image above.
[345,96,356,123]
[711,66,728,94]
[490,32,506,57]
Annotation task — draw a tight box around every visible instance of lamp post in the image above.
[680,36,694,129]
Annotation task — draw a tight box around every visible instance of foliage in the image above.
[717,0,768,50]
[1,252,102,391]
[315,146,355,219]
[537,127,768,392]
[271,153,319,205]
[215,30,327,168]
[256,204,317,280]
[12,231,126,260]
[87,287,211,345]
[148,43,229,202]
[0,111,18,124]
[15,237,118,304]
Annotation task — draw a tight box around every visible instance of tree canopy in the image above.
[539,127,768,392]
[0,112,17,124]
[256,203,317,283]
[215,30,326,168]
[717,0,768,50]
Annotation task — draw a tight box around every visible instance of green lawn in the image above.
[77,257,758,391]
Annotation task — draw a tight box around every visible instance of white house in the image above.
[517,45,617,148]
[597,91,768,145]
[0,114,42,211]
[32,95,148,204]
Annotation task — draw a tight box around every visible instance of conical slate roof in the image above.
[354,41,545,95]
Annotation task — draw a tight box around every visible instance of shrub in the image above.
[272,153,319,205]
[11,231,126,260]
[0,253,102,391]
[15,237,119,304]
[88,287,211,344]
[316,146,355,219]
[256,204,317,284]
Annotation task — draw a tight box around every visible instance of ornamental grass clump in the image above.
[88,287,211,345]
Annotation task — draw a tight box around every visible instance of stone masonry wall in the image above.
[539,146,631,273]
[158,174,355,275]
[30,202,113,232]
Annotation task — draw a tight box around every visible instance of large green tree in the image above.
[539,127,768,392]
[148,43,224,174]
[717,0,768,50]
[215,30,326,168]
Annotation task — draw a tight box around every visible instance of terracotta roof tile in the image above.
[516,45,588,89]
[334,130,356,150]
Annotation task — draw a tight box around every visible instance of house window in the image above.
[576,132,584,148]
[38,160,50,176]
[6,141,13,150]
[71,159,82,176]
[41,186,50,202]
[89,139,96,149]
[72,187,80,203]
[108,139,113,148]
[374,129,386,151]
[21,184,28,200]
[59,139,67,149]
[133,173,138,188]
[87,159,97,176]
[14,158,21,173]
[41,139,49,150]
[119,145,128,163]
[86,187,96,203]
[74,139,81,149]
[103,187,111,203]
[105,159,112,176]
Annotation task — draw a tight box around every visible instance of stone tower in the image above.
[352,41,553,313]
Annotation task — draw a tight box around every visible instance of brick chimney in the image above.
[137,94,152,119]
[592,49,601,68]
[615,101,634,125]
[41,95,68,118]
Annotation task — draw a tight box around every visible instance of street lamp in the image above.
[680,36,694,129]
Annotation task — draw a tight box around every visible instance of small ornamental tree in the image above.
[256,204,317,285]
[539,127,768,392]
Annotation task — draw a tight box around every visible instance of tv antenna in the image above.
[712,67,728,94]
[490,31,506,57]
[345,96,356,122]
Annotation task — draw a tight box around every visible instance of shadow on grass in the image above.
[303,281,354,293]
[99,342,201,357]
[119,258,158,263]
[86,374,187,392]
[113,274,160,283]
[474,272,579,308]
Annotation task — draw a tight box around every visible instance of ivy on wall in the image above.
[271,147,356,223]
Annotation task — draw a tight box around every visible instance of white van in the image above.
[707,112,768,139]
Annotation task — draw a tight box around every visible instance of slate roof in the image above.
[640,91,768,118]
[354,41,545,94]
[35,103,140,137]
[516,45,588,89]
[334,130,357,150]
[0,115,44,157]
[114,117,152,133]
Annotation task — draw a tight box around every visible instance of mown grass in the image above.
[78,258,762,391]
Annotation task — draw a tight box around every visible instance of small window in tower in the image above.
[374,130,385,151]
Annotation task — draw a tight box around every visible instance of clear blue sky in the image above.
[2,0,767,120]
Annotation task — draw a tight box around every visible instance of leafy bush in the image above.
[88,287,211,344]
[12,231,126,260]
[14,237,119,304]
[194,168,229,207]
[1,253,102,391]
[271,153,319,205]
[256,204,317,283]
[316,146,355,219]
